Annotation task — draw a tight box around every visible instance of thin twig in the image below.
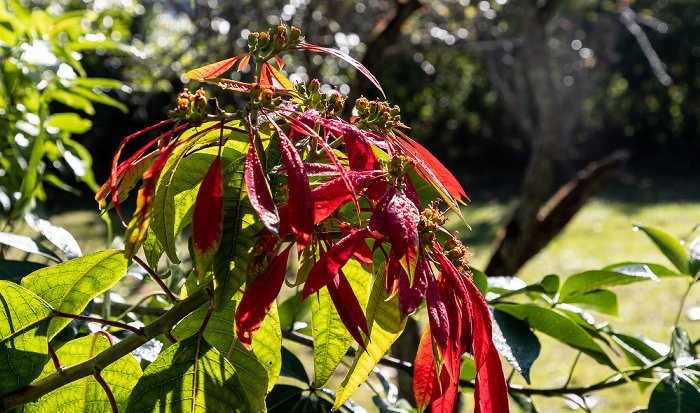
[47,343,63,372]
[132,255,179,303]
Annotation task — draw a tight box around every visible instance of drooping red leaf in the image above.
[245,135,280,236]
[192,154,224,280]
[185,54,246,80]
[338,222,374,267]
[248,234,282,281]
[293,43,384,97]
[474,342,509,413]
[463,276,509,413]
[398,256,428,315]
[425,272,450,353]
[235,243,293,350]
[271,163,341,177]
[403,175,423,210]
[398,133,468,201]
[302,228,371,300]
[326,273,368,351]
[272,122,314,250]
[304,116,382,172]
[430,356,461,413]
[413,324,439,413]
[387,191,420,280]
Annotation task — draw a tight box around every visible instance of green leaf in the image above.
[266,385,304,412]
[68,85,128,113]
[48,113,92,134]
[45,89,95,115]
[610,332,669,367]
[603,262,683,278]
[648,373,700,413]
[333,264,407,409]
[0,260,46,284]
[24,333,142,413]
[172,293,281,409]
[564,289,619,317]
[636,225,690,275]
[0,281,55,396]
[469,267,488,296]
[671,327,697,365]
[311,258,372,388]
[491,309,540,384]
[278,289,311,329]
[558,270,658,303]
[494,303,616,369]
[25,213,82,259]
[280,346,309,384]
[509,392,543,413]
[21,250,128,339]
[0,232,60,262]
[125,335,253,413]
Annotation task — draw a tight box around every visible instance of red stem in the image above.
[132,255,179,303]
[93,370,118,413]
[47,342,63,372]
[55,312,143,336]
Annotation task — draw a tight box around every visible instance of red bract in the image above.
[327,269,370,351]
[192,153,224,280]
[235,243,293,350]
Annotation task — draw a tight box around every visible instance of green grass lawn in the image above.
[11,191,700,412]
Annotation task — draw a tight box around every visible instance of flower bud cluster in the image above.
[247,84,282,112]
[295,80,345,115]
[384,155,414,187]
[353,97,401,130]
[247,26,303,56]
[168,88,208,125]
[418,201,447,246]
[443,235,471,273]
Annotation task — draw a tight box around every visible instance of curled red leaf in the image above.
[245,137,280,236]
[185,54,246,80]
[425,272,450,353]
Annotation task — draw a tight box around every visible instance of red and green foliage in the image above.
[93,25,507,410]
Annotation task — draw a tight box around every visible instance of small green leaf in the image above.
[0,281,55,396]
[671,327,697,365]
[491,309,540,384]
[48,113,92,134]
[689,236,700,277]
[558,270,657,303]
[539,274,560,295]
[564,289,619,317]
[636,225,690,275]
[333,264,407,409]
[21,250,128,339]
[25,214,82,259]
[648,373,700,413]
[509,392,543,413]
[469,267,488,296]
[280,346,310,384]
[610,333,669,367]
[125,336,253,413]
[24,333,142,413]
[495,303,616,369]
[46,89,95,115]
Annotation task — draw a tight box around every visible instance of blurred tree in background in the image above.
[14,0,698,261]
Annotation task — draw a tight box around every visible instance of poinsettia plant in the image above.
[0,25,507,412]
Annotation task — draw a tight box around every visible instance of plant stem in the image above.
[94,370,118,413]
[674,279,693,328]
[55,312,143,336]
[47,343,62,372]
[0,285,210,411]
[564,351,582,387]
[132,255,179,303]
